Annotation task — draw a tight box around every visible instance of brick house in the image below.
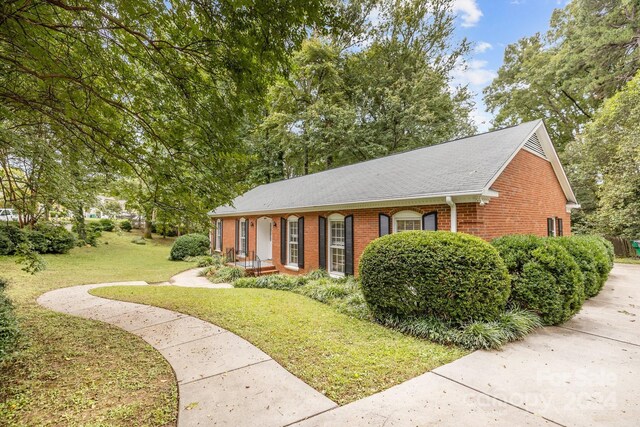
[209,120,579,277]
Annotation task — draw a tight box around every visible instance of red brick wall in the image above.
[211,148,572,275]
[475,149,571,240]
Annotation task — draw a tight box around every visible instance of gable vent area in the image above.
[524,132,547,159]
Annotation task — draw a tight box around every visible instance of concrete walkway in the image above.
[37,281,336,426]
[294,264,640,427]
[169,267,232,289]
[37,264,639,426]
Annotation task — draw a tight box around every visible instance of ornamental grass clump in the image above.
[359,231,511,324]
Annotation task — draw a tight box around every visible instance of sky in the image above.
[450,0,565,131]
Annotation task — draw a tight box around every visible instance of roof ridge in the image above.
[250,120,542,190]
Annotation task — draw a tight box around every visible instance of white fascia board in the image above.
[208,191,499,218]
[536,122,578,204]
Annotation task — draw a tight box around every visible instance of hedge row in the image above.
[492,234,613,325]
[0,223,75,255]
[358,231,614,328]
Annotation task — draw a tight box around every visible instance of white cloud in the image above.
[452,0,483,27]
[474,41,493,54]
[452,59,497,87]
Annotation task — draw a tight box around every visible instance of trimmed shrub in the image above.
[573,235,614,297]
[210,266,244,283]
[0,224,27,255]
[99,218,115,232]
[120,220,133,232]
[359,231,511,323]
[170,233,209,261]
[26,224,76,254]
[492,235,584,325]
[556,236,601,299]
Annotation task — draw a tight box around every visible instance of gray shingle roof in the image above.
[211,120,542,216]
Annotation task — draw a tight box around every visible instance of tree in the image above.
[1,0,336,220]
[484,0,640,152]
[248,0,475,183]
[568,72,640,237]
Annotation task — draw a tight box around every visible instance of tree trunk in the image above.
[143,208,156,239]
[74,206,86,242]
[144,220,153,239]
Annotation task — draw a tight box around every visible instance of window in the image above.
[288,216,298,266]
[393,210,422,233]
[215,219,222,251]
[239,218,247,255]
[328,214,345,276]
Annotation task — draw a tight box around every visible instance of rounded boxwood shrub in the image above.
[574,235,614,296]
[556,236,601,299]
[0,224,27,255]
[492,235,584,325]
[119,220,132,232]
[170,233,209,260]
[359,231,511,324]
[26,224,76,254]
[99,218,115,232]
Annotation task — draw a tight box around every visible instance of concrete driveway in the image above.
[296,263,640,426]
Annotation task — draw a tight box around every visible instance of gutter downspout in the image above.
[446,196,457,232]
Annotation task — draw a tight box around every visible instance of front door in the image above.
[256,217,272,260]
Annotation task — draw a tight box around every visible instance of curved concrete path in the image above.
[169,267,232,289]
[37,279,336,426]
[36,265,640,426]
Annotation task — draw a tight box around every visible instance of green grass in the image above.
[615,257,640,265]
[0,231,193,426]
[91,285,467,404]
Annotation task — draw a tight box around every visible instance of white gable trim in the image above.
[483,120,578,205]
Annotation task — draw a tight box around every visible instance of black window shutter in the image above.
[423,212,437,231]
[318,216,327,269]
[214,220,218,254]
[345,215,354,275]
[280,217,287,264]
[379,214,390,237]
[298,217,305,268]
[244,220,249,255]
[547,218,554,236]
[557,218,563,236]
[235,219,239,253]
[220,220,223,250]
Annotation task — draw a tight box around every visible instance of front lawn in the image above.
[91,285,467,404]
[0,231,193,426]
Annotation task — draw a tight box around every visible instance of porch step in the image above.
[227,262,279,277]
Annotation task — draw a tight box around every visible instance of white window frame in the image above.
[215,219,222,252]
[238,217,247,256]
[393,210,422,233]
[327,213,345,278]
[287,216,299,267]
